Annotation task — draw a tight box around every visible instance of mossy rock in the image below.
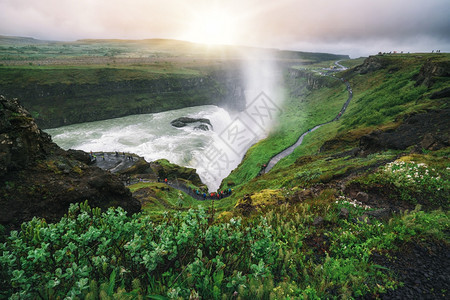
[151,159,203,186]
[234,189,285,215]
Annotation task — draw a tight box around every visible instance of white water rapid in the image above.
[46,105,238,191]
[46,52,284,191]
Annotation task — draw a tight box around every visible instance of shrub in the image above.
[379,160,449,206]
[1,199,447,299]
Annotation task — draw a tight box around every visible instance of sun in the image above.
[185,9,237,45]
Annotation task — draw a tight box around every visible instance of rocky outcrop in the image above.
[89,153,205,188]
[354,56,389,74]
[430,87,450,99]
[0,95,141,230]
[359,109,450,153]
[0,97,50,176]
[287,69,338,92]
[150,159,203,186]
[171,117,212,130]
[414,58,450,87]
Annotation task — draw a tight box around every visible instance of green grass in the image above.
[222,74,348,190]
[291,60,340,70]
[0,64,201,86]
[223,53,450,196]
[128,182,236,217]
[129,182,198,213]
[0,37,347,65]
[339,57,366,68]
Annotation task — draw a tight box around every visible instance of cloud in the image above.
[0,0,449,56]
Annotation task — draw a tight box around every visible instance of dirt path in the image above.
[264,69,352,173]
[126,178,232,201]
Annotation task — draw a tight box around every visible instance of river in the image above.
[45,105,267,191]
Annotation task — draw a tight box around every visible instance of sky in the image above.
[1,0,449,57]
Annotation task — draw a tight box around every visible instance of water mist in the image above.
[46,49,285,192]
[193,48,284,191]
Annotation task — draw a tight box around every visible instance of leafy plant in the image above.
[357,160,449,207]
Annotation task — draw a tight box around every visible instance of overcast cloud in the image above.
[1,0,449,57]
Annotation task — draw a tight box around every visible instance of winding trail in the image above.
[264,65,352,173]
[127,178,231,201]
[166,180,232,200]
[95,61,352,196]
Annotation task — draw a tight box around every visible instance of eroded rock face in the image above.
[0,96,141,230]
[414,58,450,87]
[354,56,389,74]
[359,109,450,153]
[287,68,338,91]
[0,67,247,129]
[0,96,51,177]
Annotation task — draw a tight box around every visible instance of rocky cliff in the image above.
[0,67,246,129]
[353,55,390,74]
[414,58,450,87]
[287,68,340,96]
[0,95,141,230]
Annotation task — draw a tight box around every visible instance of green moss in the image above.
[234,189,285,212]
[72,166,83,175]
[45,160,61,174]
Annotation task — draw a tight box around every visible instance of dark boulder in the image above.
[313,216,324,226]
[339,207,349,219]
[366,208,392,219]
[171,120,187,127]
[170,117,212,129]
[290,189,314,203]
[355,191,369,203]
[67,149,93,165]
[420,133,448,151]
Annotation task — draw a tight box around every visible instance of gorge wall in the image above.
[286,68,341,97]
[0,67,246,129]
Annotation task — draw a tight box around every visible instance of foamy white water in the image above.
[45,105,244,191]
[46,53,285,191]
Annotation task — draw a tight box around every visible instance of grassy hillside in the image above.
[0,36,348,65]
[0,53,448,299]
[223,75,348,187]
[223,53,449,191]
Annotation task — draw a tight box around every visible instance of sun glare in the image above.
[186,9,237,45]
